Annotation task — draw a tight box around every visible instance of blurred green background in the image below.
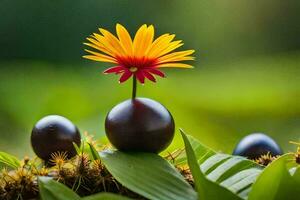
[0,0,299,158]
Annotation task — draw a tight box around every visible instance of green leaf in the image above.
[87,142,100,160]
[220,168,261,194]
[99,150,197,200]
[38,176,81,200]
[180,129,242,200]
[175,135,215,165]
[291,166,300,184]
[178,130,262,199]
[73,142,81,155]
[0,151,20,169]
[74,141,101,161]
[248,154,300,200]
[82,193,132,200]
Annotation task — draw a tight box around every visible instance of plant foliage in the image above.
[178,129,262,199]
[99,150,197,200]
[0,151,20,169]
[1,131,300,200]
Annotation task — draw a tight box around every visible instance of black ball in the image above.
[233,133,283,159]
[31,115,81,161]
[105,98,175,153]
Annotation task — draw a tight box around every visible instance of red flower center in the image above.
[116,56,158,70]
[103,57,165,84]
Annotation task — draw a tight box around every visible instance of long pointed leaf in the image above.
[38,176,81,200]
[99,150,197,200]
[73,142,81,155]
[0,151,20,169]
[180,129,242,200]
[87,142,100,160]
[248,154,300,200]
[179,131,262,199]
[82,192,132,200]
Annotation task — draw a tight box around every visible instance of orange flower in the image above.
[83,24,195,84]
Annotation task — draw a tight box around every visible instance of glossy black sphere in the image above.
[105,98,175,153]
[233,133,283,159]
[31,115,81,161]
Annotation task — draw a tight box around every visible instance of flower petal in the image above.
[146,34,176,58]
[140,25,155,56]
[143,70,156,82]
[133,24,148,57]
[103,66,125,74]
[116,23,133,56]
[83,55,116,64]
[157,63,194,68]
[93,33,122,57]
[153,40,183,58]
[145,34,169,55]
[158,56,195,64]
[84,38,115,57]
[99,28,126,56]
[157,50,195,63]
[148,68,165,77]
[135,71,145,84]
[84,49,117,63]
[119,70,133,83]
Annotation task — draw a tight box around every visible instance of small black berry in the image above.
[233,133,283,159]
[105,98,175,153]
[31,115,81,161]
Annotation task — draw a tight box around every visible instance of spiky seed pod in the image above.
[49,151,68,168]
[89,160,104,177]
[177,166,194,187]
[92,160,103,170]
[295,148,300,164]
[84,132,104,152]
[254,152,278,166]
[0,186,6,200]
[1,168,39,199]
[37,166,49,176]
[75,153,90,176]
[22,156,30,167]
[288,141,300,164]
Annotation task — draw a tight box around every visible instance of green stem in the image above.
[132,75,137,99]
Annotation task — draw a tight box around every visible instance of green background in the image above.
[0,0,299,157]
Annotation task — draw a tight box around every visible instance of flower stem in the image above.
[132,75,137,99]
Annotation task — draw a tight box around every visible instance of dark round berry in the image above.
[233,133,283,159]
[31,115,81,161]
[105,98,175,153]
